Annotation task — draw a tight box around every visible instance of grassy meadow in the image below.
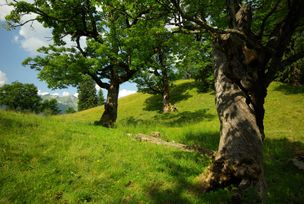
[0,80,304,203]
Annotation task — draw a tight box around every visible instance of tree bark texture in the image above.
[200,5,268,196]
[200,35,266,196]
[98,82,119,128]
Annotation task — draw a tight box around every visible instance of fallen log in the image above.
[135,133,214,157]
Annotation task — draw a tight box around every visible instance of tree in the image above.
[97,89,105,106]
[40,99,60,115]
[133,31,177,113]
[6,0,162,127]
[78,76,98,111]
[0,81,41,113]
[65,107,76,114]
[277,33,304,86]
[175,35,214,92]
[164,0,304,197]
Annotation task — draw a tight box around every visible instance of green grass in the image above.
[1,80,304,203]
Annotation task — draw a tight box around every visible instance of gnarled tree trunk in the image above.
[200,33,267,198]
[200,5,269,198]
[98,81,119,128]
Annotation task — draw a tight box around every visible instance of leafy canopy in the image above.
[77,75,98,111]
[6,0,164,91]
[0,82,41,112]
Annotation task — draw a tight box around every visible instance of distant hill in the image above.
[40,94,78,113]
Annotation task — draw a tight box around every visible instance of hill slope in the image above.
[1,80,304,203]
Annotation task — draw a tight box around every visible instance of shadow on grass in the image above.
[120,109,215,127]
[146,151,230,203]
[273,83,304,94]
[147,153,201,204]
[143,81,199,112]
[143,131,229,203]
[153,109,215,127]
[181,131,219,151]
[263,138,304,203]
[144,137,304,203]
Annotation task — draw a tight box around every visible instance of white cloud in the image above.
[0,70,8,87]
[0,0,13,21]
[0,0,34,21]
[62,35,87,49]
[96,84,136,98]
[119,89,136,98]
[38,89,49,96]
[15,17,87,55]
[50,93,59,96]
[73,92,79,98]
[2,0,87,55]
[95,84,101,91]
[13,35,20,43]
[62,91,70,97]
[16,14,52,54]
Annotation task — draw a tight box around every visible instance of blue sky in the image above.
[0,1,137,98]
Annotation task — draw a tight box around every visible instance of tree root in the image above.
[198,155,266,202]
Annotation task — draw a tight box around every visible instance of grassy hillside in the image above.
[1,80,304,203]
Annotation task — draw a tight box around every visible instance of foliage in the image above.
[0,81,41,113]
[5,0,163,90]
[5,0,167,125]
[133,28,177,95]
[175,34,214,92]
[1,81,304,203]
[0,82,62,115]
[65,107,76,114]
[40,99,60,115]
[77,76,98,111]
[277,33,304,85]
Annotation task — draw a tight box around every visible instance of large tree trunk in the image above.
[98,82,119,128]
[200,34,267,199]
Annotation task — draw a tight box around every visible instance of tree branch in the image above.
[143,77,163,95]
[282,50,304,67]
[265,0,304,86]
[118,66,137,83]
[258,0,282,39]
[9,18,36,28]
[226,0,241,28]
[76,36,87,57]
[87,73,110,90]
[169,0,223,36]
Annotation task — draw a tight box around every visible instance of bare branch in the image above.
[76,36,87,57]
[9,18,36,28]
[87,73,110,90]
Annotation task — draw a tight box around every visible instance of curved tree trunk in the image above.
[98,82,119,128]
[200,34,266,199]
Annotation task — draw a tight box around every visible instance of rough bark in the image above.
[168,0,304,199]
[200,5,267,198]
[200,36,266,196]
[98,82,119,128]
